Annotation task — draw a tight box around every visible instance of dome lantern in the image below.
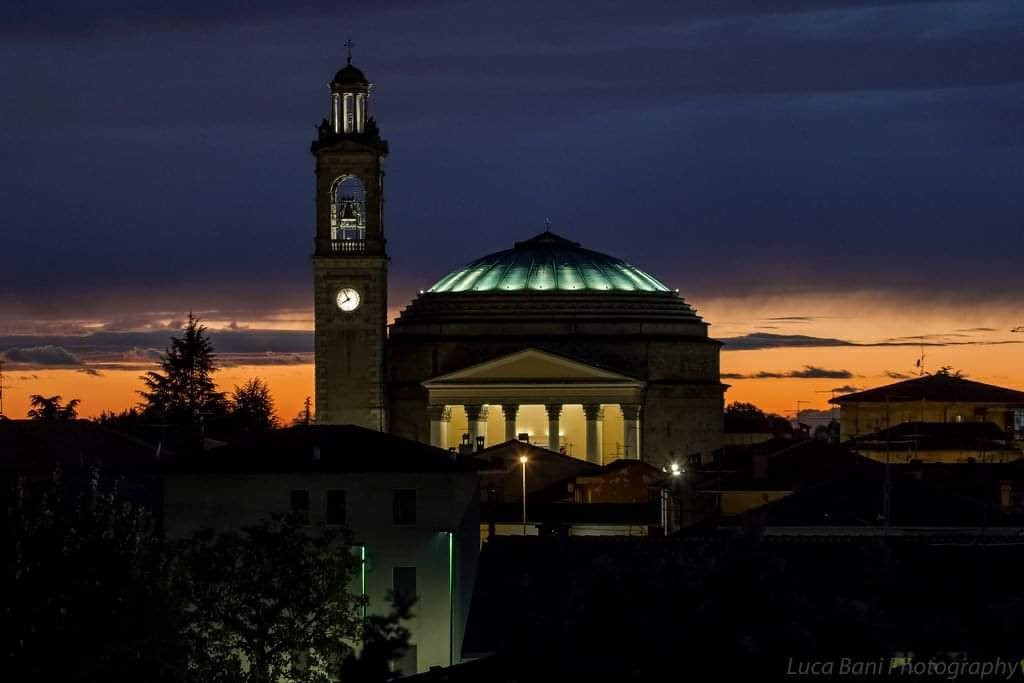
[329,39,371,135]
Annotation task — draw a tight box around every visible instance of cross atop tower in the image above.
[344,37,356,65]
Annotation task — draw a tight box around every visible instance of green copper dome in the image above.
[427,231,672,294]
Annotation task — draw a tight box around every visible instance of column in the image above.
[583,404,604,465]
[465,404,489,450]
[621,404,641,460]
[427,404,450,449]
[501,403,519,442]
[545,403,562,453]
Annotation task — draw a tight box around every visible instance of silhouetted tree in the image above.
[291,396,314,426]
[139,313,226,423]
[340,593,414,682]
[180,514,368,682]
[26,394,80,420]
[229,377,279,433]
[2,470,187,681]
[724,401,791,436]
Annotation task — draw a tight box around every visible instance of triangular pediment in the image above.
[424,348,642,386]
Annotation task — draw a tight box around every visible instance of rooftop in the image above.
[0,419,161,470]
[168,425,468,474]
[848,421,1020,454]
[832,373,1024,405]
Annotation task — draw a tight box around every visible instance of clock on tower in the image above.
[310,51,388,429]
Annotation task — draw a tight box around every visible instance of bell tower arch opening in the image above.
[330,174,367,244]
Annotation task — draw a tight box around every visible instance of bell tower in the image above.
[311,51,388,429]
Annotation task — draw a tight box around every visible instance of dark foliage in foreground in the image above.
[1,471,410,682]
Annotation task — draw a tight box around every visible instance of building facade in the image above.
[163,426,479,676]
[832,373,1024,443]
[312,60,725,467]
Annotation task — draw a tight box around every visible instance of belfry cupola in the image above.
[314,42,386,152]
[330,59,369,134]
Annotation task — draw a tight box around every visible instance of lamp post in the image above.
[519,454,528,535]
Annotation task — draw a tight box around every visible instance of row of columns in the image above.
[427,402,641,463]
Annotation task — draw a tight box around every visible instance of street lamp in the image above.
[519,454,528,535]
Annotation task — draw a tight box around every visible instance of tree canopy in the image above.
[26,394,80,420]
[228,377,280,433]
[139,313,226,423]
[3,473,413,682]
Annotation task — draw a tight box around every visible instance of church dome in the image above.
[427,231,672,294]
[332,63,369,86]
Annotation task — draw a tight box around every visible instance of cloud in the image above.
[77,367,103,377]
[721,331,1024,351]
[720,333,855,350]
[1012,326,1024,333]
[831,385,860,394]
[1,345,82,366]
[0,0,938,42]
[723,365,854,380]
[885,370,914,379]
[219,352,312,367]
[124,347,164,362]
[795,408,836,426]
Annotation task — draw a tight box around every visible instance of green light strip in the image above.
[448,531,454,665]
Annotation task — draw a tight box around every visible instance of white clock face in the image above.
[336,287,361,312]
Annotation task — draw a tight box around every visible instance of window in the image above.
[393,566,417,604]
[393,489,416,525]
[290,489,310,524]
[326,490,347,525]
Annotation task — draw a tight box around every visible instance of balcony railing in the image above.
[329,239,366,254]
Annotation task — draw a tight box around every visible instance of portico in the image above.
[422,349,645,463]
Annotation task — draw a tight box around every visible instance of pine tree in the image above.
[139,313,226,423]
[229,377,279,433]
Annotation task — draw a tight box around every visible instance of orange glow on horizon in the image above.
[3,293,1021,427]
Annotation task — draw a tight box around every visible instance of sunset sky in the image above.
[1,1,1021,423]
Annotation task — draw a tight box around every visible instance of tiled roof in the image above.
[832,374,1024,404]
[0,419,159,470]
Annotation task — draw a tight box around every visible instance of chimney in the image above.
[1000,481,1012,509]
[752,453,768,479]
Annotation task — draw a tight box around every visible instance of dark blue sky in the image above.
[1,0,1021,327]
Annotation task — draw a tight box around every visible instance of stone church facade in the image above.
[311,60,724,467]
